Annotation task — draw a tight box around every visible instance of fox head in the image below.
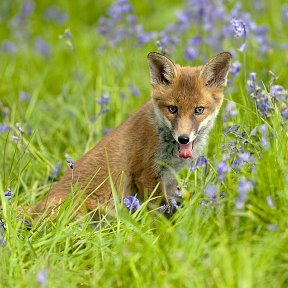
[147,52,232,159]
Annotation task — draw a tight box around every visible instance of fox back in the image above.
[31,52,231,218]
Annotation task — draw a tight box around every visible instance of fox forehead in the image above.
[153,65,224,109]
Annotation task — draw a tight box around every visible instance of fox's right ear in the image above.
[147,52,177,86]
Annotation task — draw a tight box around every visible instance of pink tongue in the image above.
[178,142,193,158]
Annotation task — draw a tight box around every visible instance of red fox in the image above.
[31,51,231,217]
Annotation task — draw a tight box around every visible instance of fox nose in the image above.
[178,135,190,144]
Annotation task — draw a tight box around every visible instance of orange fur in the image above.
[30,52,231,218]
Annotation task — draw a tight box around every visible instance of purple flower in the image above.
[2,41,16,53]
[190,156,208,171]
[223,101,238,120]
[98,0,156,47]
[123,196,140,212]
[270,85,287,100]
[37,269,47,286]
[0,124,10,133]
[22,2,34,17]
[169,198,179,211]
[266,196,274,208]
[283,5,288,22]
[129,83,140,98]
[12,135,21,141]
[189,35,202,46]
[44,5,68,24]
[229,61,241,76]
[16,123,24,135]
[260,124,269,148]
[185,46,198,61]
[35,37,50,57]
[4,188,12,201]
[66,158,74,169]
[230,18,246,38]
[281,109,288,121]
[235,177,254,209]
[217,160,231,181]
[205,185,217,202]
[48,162,62,181]
[19,91,31,101]
[4,188,12,197]
[97,92,110,106]
[172,189,183,199]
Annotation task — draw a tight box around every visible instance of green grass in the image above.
[1,0,288,287]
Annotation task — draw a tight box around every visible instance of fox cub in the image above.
[31,52,231,217]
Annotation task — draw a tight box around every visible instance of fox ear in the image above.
[200,52,232,88]
[147,52,177,86]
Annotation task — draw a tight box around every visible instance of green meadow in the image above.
[1,0,288,287]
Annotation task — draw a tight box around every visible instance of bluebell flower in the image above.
[97,92,110,106]
[129,84,140,98]
[205,185,217,203]
[0,124,10,133]
[184,46,198,61]
[35,37,50,57]
[230,18,246,38]
[66,158,74,169]
[4,188,12,201]
[281,109,288,121]
[270,85,287,101]
[12,136,21,141]
[2,41,16,53]
[48,162,62,181]
[44,5,68,24]
[260,124,269,148]
[229,61,241,77]
[266,196,274,209]
[223,101,238,122]
[190,156,208,171]
[16,123,24,135]
[189,35,202,46]
[21,2,34,17]
[282,5,288,22]
[123,196,140,212]
[19,91,31,102]
[235,177,254,209]
[37,269,47,286]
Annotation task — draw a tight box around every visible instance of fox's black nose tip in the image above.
[178,135,190,145]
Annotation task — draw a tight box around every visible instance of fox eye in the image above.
[167,105,178,114]
[195,106,204,115]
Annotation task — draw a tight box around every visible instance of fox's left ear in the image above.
[200,52,232,88]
